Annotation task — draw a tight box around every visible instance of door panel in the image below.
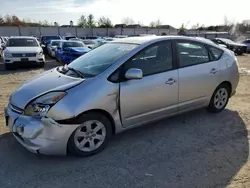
[178,61,219,111]
[176,40,220,112]
[120,70,178,127]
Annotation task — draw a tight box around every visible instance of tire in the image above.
[5,64,14,70]
[207,83,230,113]
[39,62,45,68]
[67,112,113,157]
[237,51,243,55]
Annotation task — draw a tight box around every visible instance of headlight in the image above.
[37,49,43,55]
[4,51,12,58]
[24,92,66,117]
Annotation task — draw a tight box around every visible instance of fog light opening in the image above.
[16,126,24,136]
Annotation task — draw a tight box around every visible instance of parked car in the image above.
[0,40,4,57]
[82,39,99,49]
[4,36,239,156]
[240,39,250,53]
[82,36,100,40]
[55,40,91,64]
[1,36,8,44]
[63,35,77,40]
[47,40,61,58]
[3,36,45,69]
[40,35,62,52]
[211,38,247,55]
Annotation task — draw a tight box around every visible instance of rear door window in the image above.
[176,41,209,68]
[208,46,224,60]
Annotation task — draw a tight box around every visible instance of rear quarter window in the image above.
[208,46,224,60]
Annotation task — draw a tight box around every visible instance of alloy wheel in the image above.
[214,88,228,109]
[74,120,107,152]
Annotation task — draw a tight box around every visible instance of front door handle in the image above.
[210,68,218,74]
[166,78,176,85]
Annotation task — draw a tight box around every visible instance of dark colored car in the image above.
[211,38,247,55]
[240,39,250,53]
[55,40,91,64]
[40,35,62,53]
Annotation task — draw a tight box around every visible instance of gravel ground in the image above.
[0,55,249,188]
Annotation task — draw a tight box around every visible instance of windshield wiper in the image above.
[67,66,84,78]
[58,64,84,78]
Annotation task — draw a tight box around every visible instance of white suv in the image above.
[3,36,45,70]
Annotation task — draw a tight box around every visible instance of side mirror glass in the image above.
[125,68,143,80]
[2,44,6,49]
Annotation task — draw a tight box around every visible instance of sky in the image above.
[0,0,249,28]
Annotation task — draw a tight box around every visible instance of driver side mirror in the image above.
[2,44,6,50]
[57,47,61,50]
[125,68,143,80]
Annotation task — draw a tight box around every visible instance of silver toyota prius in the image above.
[4,36,239,156]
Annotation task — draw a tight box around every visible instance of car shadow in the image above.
[0,109,248,188]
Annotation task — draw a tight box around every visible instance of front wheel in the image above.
[207,84,230,113]
[67,113,112,157]
[5,64,14,70]
[39,62,45,68]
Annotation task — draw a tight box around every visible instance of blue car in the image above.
[55,40,91,64]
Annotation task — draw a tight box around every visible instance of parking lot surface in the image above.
[0,55,250,188]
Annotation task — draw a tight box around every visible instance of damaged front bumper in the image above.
[4,104,79,155]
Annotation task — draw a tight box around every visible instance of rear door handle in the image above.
[166,78,177,85]
[210,68,218,74]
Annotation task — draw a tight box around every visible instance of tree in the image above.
[98,16,112,28]
[0,15,5,25]
[42,20,50,26]
[149,21,155,28]
[191,23,200,30]
[87,14,95,28]
[149,19,162,28]
[78,15,87,27]
[121,17,135,25]
[178,23,187,35]
[137,21,144,27]
[4,15,12,25]
[155,19,162,28]
[11,15,22,26]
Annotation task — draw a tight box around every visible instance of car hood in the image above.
[65,47,91,53]
[10,68,84,109]
[6,47,41,53]
[229,42,247,47]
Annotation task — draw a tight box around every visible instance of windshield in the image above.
[62,41,84,48]
[219,38,235,44]
[44,36,61,41]
[68,43,138,77]
[83,40,96,45]
[7,38,39,47]
[51,41,60,46]
[65,36,76,40]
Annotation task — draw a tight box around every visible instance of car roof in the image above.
[61,40,82,43]
[50,39,62,42]
[9,36,37,39]
[111,35,220,46]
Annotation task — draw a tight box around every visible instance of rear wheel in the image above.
[67,113,112,157]
[207,84,230,113]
